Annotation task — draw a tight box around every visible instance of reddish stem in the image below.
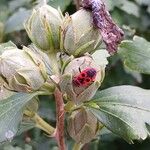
[54,88,66,150]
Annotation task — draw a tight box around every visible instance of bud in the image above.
[59,54,106,104]
[61,9,102,56]
[24,5,62,52]
[0,46,54,92]
[68,107,99,144]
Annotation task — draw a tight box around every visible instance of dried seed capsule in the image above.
[68,107,99,144]
[61,9,102,56]
[59,52,109,104]
[25,5,62,52]
[0,46,54,92]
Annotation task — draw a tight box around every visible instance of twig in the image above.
[54,88,66,150]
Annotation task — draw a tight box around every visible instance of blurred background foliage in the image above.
[0,0,149,149]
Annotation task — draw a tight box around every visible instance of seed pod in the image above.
[0,46,54,92]
[59,54,107,104]
[61,9,102,56]
[67,107,99,144]
[24,5,62,52]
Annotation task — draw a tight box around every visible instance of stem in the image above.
[54,88,66,150]
[24,111,55,135]
[34,113,55,135]
[73,143,83,150]
[47,52,60,75]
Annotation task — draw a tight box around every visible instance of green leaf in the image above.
[135,0,150,6]
[4,8,31,34]
[105,0,139,17]
[87,85,150,143]
[16,99,39,135]
[17,119,36,136]
[104,0,122,11]
[0,5,9,22]
[8,0,32,13]
[48,0,72,12]
[0,91,42,143]
[120,1,139,17]
[0,84,14,101]
[118,36,150,74]
[1,144,23,150]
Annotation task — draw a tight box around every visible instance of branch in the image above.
[54,88,66,150]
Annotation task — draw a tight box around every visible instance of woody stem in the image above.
[54,88,66,150]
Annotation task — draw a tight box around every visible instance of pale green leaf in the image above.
[120,1,139,17]
[17,120,35,136]
[17,99,39,135]
[87,85,150,143]
[105,0,139,17]
[104,0,122,11]
[135,0,150,6]
[48,0,72,12]
[8,0,32,13]
[4,8,31,34]
[118,36,150,74]
[2,145,23,150]
[148,6,150,14]
[0,5,9,22]
[0,91,42,143]
[0,84,14,101]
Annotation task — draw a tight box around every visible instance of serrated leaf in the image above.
[0,91,42,143]
[4,8,31,34]
[87,85,150,143]
[118,36,150,74]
